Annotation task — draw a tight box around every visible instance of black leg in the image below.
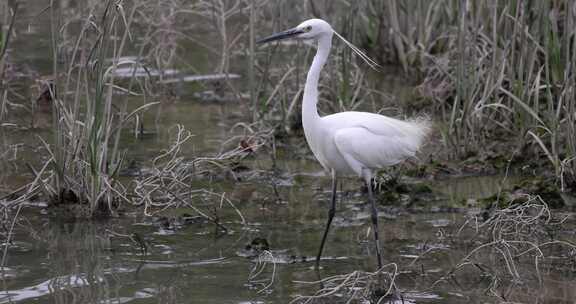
[366,177,384,269]
[315,170,337,269]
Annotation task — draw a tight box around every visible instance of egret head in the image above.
[257,19,333,44]
[257,19,380,70]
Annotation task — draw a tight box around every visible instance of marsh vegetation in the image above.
[1,0,575,303]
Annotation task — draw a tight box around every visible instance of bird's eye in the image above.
[304,25,312,32]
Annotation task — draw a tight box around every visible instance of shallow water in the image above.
[3,176,576,303]
[2,1,576,303]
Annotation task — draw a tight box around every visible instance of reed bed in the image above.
[1,0,574,212]
[33,0,159,217]
[253,0,576,189]
[407,0,576,187]
[0,1,17,186]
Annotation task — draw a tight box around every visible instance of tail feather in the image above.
[409,115,432,147]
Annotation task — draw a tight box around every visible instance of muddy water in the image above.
[2,1,576,304]
[3,175,576,303]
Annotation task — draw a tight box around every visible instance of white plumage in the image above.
[311,112,429,176]
[258,19,430,270]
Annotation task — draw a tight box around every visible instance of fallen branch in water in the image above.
[427,195,576,301]
[132,124,246,232]
[248,250,278,294]
[291,263,399,304]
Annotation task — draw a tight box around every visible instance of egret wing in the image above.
[333,127,418,173]
[324,111,429,142]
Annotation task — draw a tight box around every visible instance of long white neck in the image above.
[302,34,332,128]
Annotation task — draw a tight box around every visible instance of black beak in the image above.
[257,28,305,44]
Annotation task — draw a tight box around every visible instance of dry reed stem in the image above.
[248,250,278,294]
[132,125,246,229]
[291,263,398,304]
[429,195,575,293]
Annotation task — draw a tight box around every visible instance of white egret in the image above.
[258,19,430,269]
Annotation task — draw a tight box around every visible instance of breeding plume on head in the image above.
[258,19,431,272]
